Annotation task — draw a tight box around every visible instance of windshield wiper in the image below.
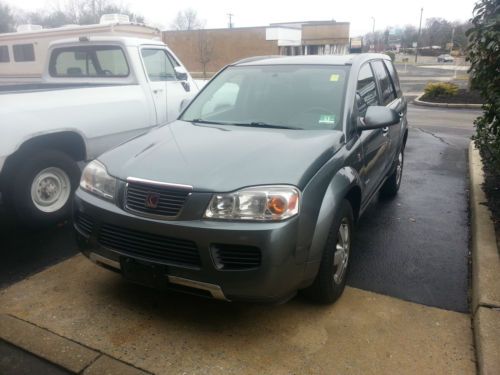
[230,122,301,130]
[188,118,227,125]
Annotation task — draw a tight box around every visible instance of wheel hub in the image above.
[31,167,71,213]
[333,218,350,284]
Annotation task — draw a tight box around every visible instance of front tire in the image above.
[3,150,80,226]
[303,199,354,304]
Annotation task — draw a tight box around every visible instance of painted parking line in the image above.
[0,255,475,375]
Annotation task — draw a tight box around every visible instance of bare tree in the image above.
[171,8,203,30]
[0,2,15,33]
[198,29,213,78]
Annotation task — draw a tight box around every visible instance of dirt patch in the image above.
[421,89,483,104]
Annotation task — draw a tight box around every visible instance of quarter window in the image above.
[0,46,9,63]
[13,44,35,62]
[356,63,380,117]
[371,60,396,105]
[49,46,129,77]
[141,49,176,81]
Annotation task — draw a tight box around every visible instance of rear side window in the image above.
[384,60,402,96]
[356,63,380,117]
[49,46,129,77]
[371,60,396,105]
[13,44,35,62]
[0,46,9,62]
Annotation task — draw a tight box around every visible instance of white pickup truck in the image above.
[0,36,198,224]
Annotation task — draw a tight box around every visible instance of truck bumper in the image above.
[73,189,308,303]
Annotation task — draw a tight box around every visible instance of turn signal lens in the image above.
[268,196,287,215]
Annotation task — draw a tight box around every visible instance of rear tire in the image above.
[303,199,354,304]
[380,147,404,198]
[3,150,80,226]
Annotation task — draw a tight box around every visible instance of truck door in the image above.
[140,48,192,124]
[356,62,389,198]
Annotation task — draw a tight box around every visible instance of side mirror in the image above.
[179,98,191,112]
[359,106,400,130]
[174,66,188,81]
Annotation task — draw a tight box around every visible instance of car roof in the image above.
[232,53,391,67]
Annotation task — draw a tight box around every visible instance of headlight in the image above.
[80,160,116,200]
[205,185,300,221]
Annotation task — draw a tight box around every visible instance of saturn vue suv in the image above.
[74,53,408,304]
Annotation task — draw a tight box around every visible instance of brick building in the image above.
[162,21,350,77]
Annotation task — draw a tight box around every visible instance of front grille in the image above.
[125,182,190,217]
[75,212,94,236]
[211,244,261,270]
[98,223,201,267]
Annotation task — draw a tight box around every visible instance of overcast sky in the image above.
[5,0,477,36]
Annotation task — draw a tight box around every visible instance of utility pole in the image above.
[371,17,375,51]
[415,7,423,63]
[449,27,455,54]
[227,13,234,28]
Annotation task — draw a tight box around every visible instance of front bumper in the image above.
[73,189,307,302]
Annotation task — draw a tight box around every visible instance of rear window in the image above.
[13,44,35,62]
[49,46,129,77]
[0,46,9,63]
[371,60,397,105]
[383,60,402,96]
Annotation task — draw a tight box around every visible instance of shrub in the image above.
[467,0,500,166]
[384,51,395,61]
[423,82,459,98]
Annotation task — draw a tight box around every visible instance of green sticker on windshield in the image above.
[319,114,336,125]
[329,74,340,82]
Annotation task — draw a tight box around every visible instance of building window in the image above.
[13,44,35,62]
[0,46,9,62]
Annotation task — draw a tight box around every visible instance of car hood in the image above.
[100,121,344,192]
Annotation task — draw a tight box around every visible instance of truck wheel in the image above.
[380,148,404,198]
[4,150,80,226]
[303,199,354,304]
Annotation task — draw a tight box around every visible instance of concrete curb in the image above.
[0,314,151,374]
[414,93,483,109]
[468,142,500,375]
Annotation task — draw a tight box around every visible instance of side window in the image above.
[371,60,396,105]
[356,63,380,117]
[13,44,35,62]
[0,46,9,63]
[49,46,129,77]
[383,60,402,97]
[141,49,176,81]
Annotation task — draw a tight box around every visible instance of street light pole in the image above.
[227,13,234,28]
[371,17,376,51]
[415,7,423,63]
[449,27,455,54]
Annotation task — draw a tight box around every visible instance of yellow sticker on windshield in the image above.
[330,74,340,82]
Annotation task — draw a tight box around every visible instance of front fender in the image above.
[300,166,361,284]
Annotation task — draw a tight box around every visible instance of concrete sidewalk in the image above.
[0,255,475,374]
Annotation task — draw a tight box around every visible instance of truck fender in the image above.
[302,167,361,282]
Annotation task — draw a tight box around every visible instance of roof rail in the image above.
[233,55,284,65]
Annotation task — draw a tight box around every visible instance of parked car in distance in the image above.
[437,54,454,63]
[0,36,198,224]
[74,53,408,304]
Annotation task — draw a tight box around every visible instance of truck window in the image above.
[0,46,9,63]
[356,63,380,116]
[13,44,35,62]
[141,49,176,81]
[49,46,130,77]
[371,60,396,105]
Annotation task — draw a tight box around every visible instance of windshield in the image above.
[181,64,349,131]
